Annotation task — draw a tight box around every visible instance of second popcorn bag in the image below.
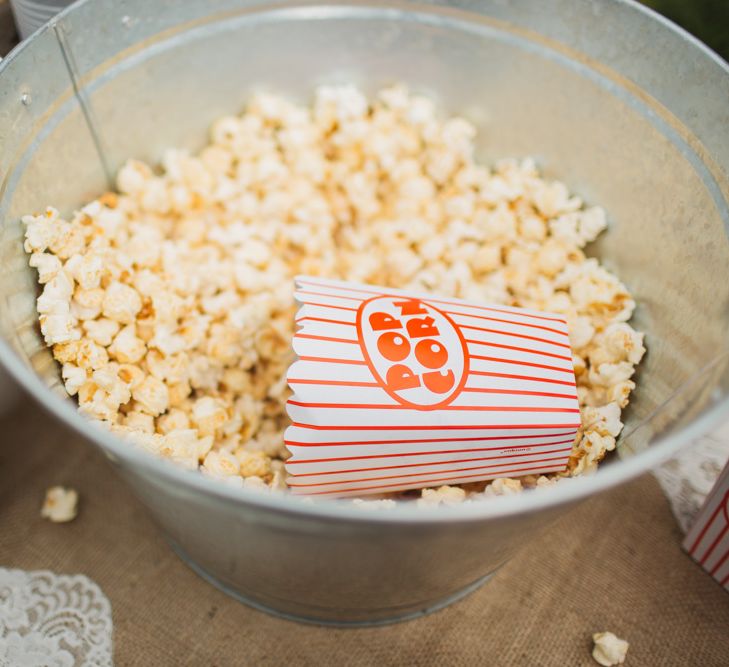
[285,277,581,497]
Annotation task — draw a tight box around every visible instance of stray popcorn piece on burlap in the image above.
[592,631,629,666]
[22,84,646,500]
[41,486,79,523]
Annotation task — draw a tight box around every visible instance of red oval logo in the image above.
[356,296,469,410]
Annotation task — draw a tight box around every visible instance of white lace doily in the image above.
[0,568,113,666]
[653,421,729,534]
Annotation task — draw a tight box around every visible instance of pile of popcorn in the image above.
[23,84,645,504]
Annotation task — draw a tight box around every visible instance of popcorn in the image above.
[243,475,267,490]
[167,380,192,407]
[91,367,131,406]
[148,324,186,357]
[386,248,423,283]
[352,498,397,511]
[191,396,228,437]
[592,632,629,666]
[533,180,579,218]
[588,361,635,388]
[61,363,87,396]
[202,450,240,478]
[607,380,635,409]
[39,312,79,345]
[82,318,120,347]
[471,244,502,273]
[117,363,145,389]
[108,325,146,364]
[160,430,213,468]
[75,339,109,370]
[235,449,271,479]
[132,375,169,416]
[145,350,188,384]
[582,403,623,438]
[418,486,467,507]
[570,403,625,474]
[102,281,143,324]
[41,486,78,523]
[123,410,155,433]
[117,159,153,195]
[221,367,250,393]
[589,323,646,367]
[23,85,644,502]
[567,314,596,350]
[124,226,163,268]
[64,252,103,289]
[482,478,524,497]
[48,221,86,259]
[78,384,123,421]
[71,287,104,320]
[23,208,60,253]
[52,341,81,364]
[29,252,62,283]
[156,408,190,434]
[36,271,74,314]
[534,239,569,277]
[314,84,368,128]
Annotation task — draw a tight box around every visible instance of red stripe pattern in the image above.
[285,276,580,497]
[682,463,729,591]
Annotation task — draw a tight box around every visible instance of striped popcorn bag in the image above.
[683,462,729,592]
[284,277,581,497]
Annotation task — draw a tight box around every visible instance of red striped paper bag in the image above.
[683,462,729,592]
[284,276,581,497]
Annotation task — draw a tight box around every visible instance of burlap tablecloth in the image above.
[1,396,728,666]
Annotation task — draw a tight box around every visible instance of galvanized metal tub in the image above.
[1,0,728,625]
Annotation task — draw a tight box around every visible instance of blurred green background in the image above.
[642,0,729,60]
